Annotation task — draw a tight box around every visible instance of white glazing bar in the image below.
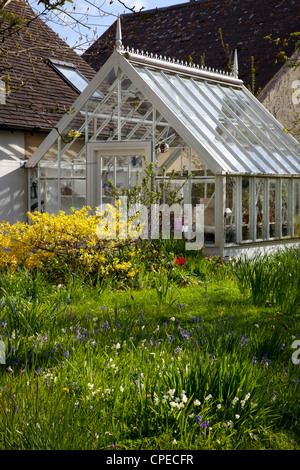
[94,117,97,140]
[99,156,103,207]
[58,136,61,211]
[85,103,89,143]
[27,168,31,217]
[188,148,192,205]
[109,94,148,140]
[124,105,154,140]
[114,156,116,186]
[38,164,41,213]
[128,156,131,189]
[215,174,226,255]
[152,107,156,166]
[161,145,184,172]
[118,68,122,140]
[181,148,183,176]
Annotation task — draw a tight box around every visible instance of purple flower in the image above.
[196,415,201,424]
[200,420,210,429]
[226,421,231,427]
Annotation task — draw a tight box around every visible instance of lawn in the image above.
[0,242,299,451]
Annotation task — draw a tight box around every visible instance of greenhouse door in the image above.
[86,141,152,210]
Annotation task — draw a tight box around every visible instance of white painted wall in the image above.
[0,130,27,224]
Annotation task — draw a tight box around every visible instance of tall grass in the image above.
[233,246,300,315]
[0,268,299,450]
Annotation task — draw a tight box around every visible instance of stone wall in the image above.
[258,58,300,141]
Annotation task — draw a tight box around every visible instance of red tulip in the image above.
[176,256,186,266]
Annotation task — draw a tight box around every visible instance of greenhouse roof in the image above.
[26,22,300,176]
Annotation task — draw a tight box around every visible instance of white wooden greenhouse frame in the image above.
[26,18,300,258]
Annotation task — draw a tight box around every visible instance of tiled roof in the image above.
[83,0,299,94]
[0,0,96,131]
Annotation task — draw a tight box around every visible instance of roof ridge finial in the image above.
[115,14,122,52]
[233,48,238,79]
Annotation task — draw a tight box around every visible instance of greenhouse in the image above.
[26,19,300,257]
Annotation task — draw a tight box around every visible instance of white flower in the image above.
[181,393,188,403]
[193,399,201,406]
[170,317,175,321]
[120,385,124,392]
[205,394,212,401]
[235,414,240,419]
[232,396,239,406]
[217,403,222,409]
[173,439,177,444]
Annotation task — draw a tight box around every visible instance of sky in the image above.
[30,0,188,53]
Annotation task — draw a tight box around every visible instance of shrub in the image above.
[0,207,140,283]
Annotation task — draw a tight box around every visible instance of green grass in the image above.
[0,249,300,450]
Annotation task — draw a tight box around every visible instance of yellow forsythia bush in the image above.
[0,206,140,282]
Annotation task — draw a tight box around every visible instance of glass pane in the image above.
[53,64,102,96]
[61,180,86,213]
[269,179,276,239]
[225,177,236,244]
[116,156,129,194]
[129,155,143,189]
[41,180,58,214]
[198,182,215,244]
[282,179,290,237]
[234,87,300,156]
[294,179,300,237]
[101,156,115,204]
[242,177,252,242]
[256,179,265,240]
